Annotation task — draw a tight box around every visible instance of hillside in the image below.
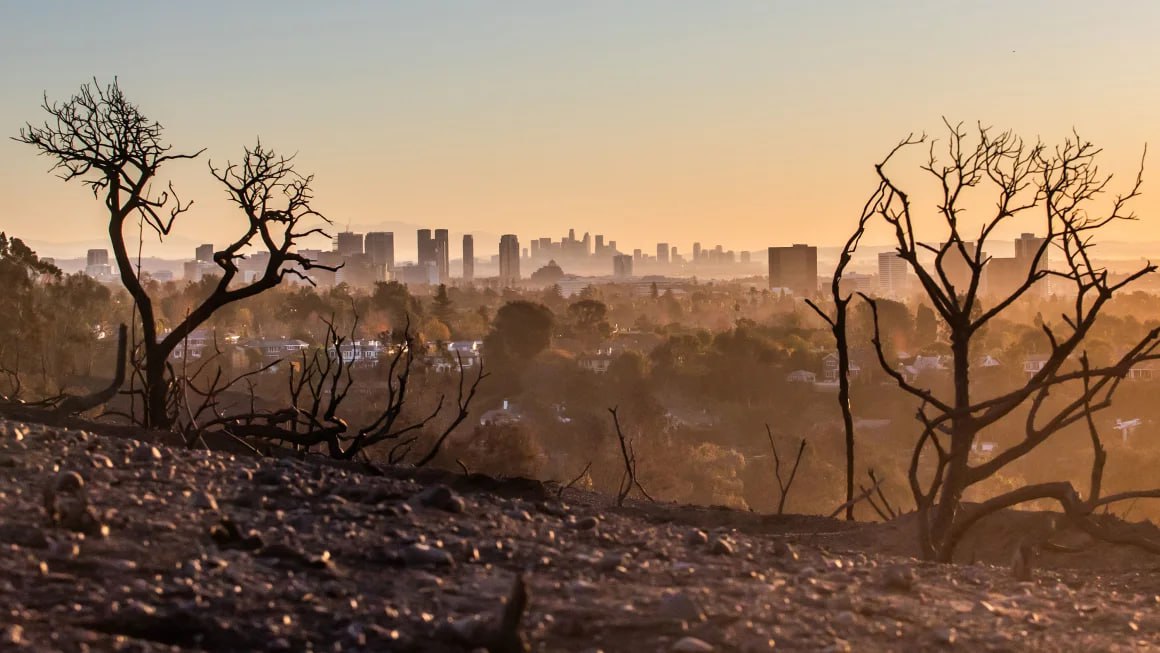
[2,418,1159,652]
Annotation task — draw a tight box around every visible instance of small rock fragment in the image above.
[672,636,714,652]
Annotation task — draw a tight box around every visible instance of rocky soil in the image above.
[2,419,1160,652]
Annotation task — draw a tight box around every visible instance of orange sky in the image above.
[3,2,1160,260]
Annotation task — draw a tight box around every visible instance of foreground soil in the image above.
[2,419,1160,652]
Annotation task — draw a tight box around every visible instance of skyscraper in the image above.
[499,235,520,287]
[86,249,109,267]
[195,244,214,263]
[693,242,702,262]
[417,229,435,268]
[595,235,604,254]
[365,232,395,270]
[613,254,634,278]
[434,228,450,282]
[336,232,364,257]
[768,244,818,297]
[462,234,474,282]
[657,243,670,264]
[878,251,909,298]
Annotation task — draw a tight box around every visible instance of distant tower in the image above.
[365,232,395,270]
[434,228,450,282]
[613,254,634,278]
[768,244,819,297]
[595,235,604,254]
[86,249,109,267]
[462,234,475,282]
[499,235,520,287]
[417,229,435,267]
[335,232,364,257]
[693,242,702,262]
[656,243,670,264]
[633,248,643,263]
[195,244,214,263]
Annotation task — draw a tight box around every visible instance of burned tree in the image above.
[16,79,335,428]
[805,196,876,520]
[765,425,806,515]
[202,318,486,464]
[857,121,1160,560]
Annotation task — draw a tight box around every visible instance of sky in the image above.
[3,1,1160,260]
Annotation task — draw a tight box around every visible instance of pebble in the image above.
[131,444,162,464]
[883,565,916,592]
[710,537,734,556]
[412,485,466,513]
[659,591,706,623]
[402,543,455,567]
[687,529,709,546]
[672,636,714,652]
[575,516,599,531]
[192,491,219,511]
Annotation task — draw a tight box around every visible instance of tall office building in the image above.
[939,240,977,294]
[670,246,678,263]
[195,244,214,263]
[768,244,819,297]
[613,254,634,278]
[433,229,450,282]
[878,251,909,297]
[693,242,702,262]
[86,249,109,267]
[633,249,643,263]
[595,235,604,254]
[417,229,435,268]
[365,232,395,270]
[462,234,475,282]
[335,232,364,257]
[498,235,520,287]
[656,243,670,264]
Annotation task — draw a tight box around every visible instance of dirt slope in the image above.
[2,419,1159,652]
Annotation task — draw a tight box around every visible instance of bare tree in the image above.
[16,79,336,428]
[857,120,1160,560]
[805,195,878,519]
[204,318,486,464]
[765,425,806,515]
[609,407,652,507]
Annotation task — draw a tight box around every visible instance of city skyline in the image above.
[5,2,1160,258]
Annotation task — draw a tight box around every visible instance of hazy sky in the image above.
[3,1,1160,259]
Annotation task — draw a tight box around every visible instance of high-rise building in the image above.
[499,235,520,287]
[86,249,109,267]
[434,229,450,282]
[417,229,435,268]
[365,232,395,270]
[740,251,751,264]
[595,235,604,254]
[608,240,617,254]
[693,242,702,262]
[195,244,214,263]
[939,240,977,294]
[462,234,475,282]
[633,249,643,263]
[657,243,670,264]
[613,254,634,278]
[336,232,364,257]
[768,244,818,297]
[670,246,678,263]
[878,251,909,297]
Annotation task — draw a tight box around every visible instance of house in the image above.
[336,339,384,365]
[977,354,1002,369]
[821,352,862,382]
[578,348,616,373]
[429,340,484,373]
[1127,360,1160,381]
[1023,353,1050,377]
[243,338,310,359]
[899,354,945,383]
[786,370,816,384]
[168,328,215,360]
[480,400,521,426]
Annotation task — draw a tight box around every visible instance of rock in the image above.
[686,529,709,546]
[574,516,599,531]
[659,591,706,623]
[131,443,163,464]
[412,485,466,513]
[709,537,734,556]
[402,543,455,567]
[882,564,915,592]
[774,541,799,561]
[672,636,714,652]
[89,453,115,469]
[1,624,24,646]
[933,627,957,646]
[192,491,219,511]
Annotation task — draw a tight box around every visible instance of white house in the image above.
[786,370,816,384]
[578,348,616,374]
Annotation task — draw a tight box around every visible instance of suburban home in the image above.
[786,369,816,384]
[977,354,1002,369]
[578,348,616,373]
[1023,353,1050,377]
[821,352,862,382]
[1127,360,1160,381]
[335,339,385,365]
